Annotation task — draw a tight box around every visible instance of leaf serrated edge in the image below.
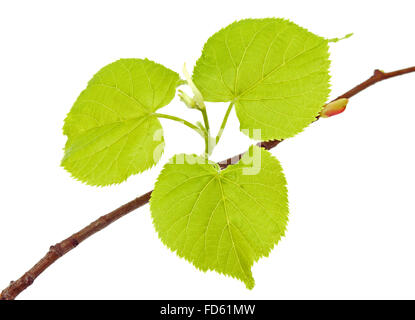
[150,146,289,289]
[192,17,333,141]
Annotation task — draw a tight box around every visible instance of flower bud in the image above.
[320,98,349,118]
[178,90,198,109]
[182,63,206,110]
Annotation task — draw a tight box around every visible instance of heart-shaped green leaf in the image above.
[150,146,288,289]
[62,58,179,186]
[193,18,331,140]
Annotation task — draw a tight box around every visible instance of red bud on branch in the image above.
[320,98,349,118]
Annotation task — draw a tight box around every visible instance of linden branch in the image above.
[1,66,414,300]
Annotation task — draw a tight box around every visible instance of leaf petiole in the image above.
[215,102,234,146]
[199,108,212,157]
[154,113,204,137]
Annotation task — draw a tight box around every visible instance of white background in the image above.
[1,0,414,300]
